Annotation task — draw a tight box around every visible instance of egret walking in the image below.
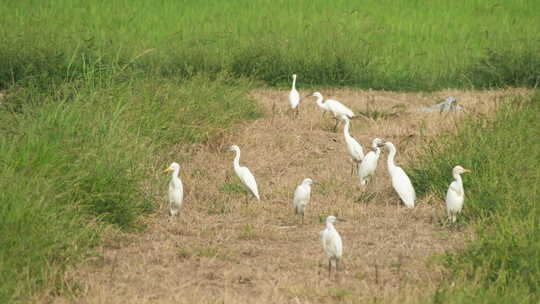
[379,141,415,208]
[164,162,183,216]
[358,138,384,185]
[227,145,260,201]
[343,117,364,175]
[293,178,318,224]
[288,74,300,118]
[320,216,345,275]
[446,165,471,223]
[310,92,355,132]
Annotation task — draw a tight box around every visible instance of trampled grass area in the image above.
[44,89,516,304]
[1,0,540,90]
[410,93,540,303]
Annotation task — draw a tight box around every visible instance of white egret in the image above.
[293,178,318,224]
[343,117,364,175]
[379,141,416,208]
[310,92,355,132]
[445,165,471,223]
[320,216,345,275]
[358,138,384,185]
[288,74,300,118]
[164,162,183,216]
[227,145,260,201]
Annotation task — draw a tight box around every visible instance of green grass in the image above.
[1,0,540,90]
[409,93,540,303]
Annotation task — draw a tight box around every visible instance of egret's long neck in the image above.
[453,172,464,191]
[315,95,326,110]
[292,76,297,90]
[233,149,241,170]
[343,119,351,137]
[387,145,397,169]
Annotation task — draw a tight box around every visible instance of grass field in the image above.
[0,74,259,303]
[1,0,539,303]
[412,93,540,303]
[2,0,540,90]
[44,89,527,304]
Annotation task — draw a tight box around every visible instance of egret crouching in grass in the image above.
[288,74,300,118]
[293,178,318,224]
[446,165,471,224]
[378,141,415,208]
[343,117,364,175]
[310,92,354,132]
[164,162,183,216]
[227,145,260,202]
[320,216,345,276]
[358,138,384,186]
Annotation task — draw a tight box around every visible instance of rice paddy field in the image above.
[2,0,540,89]
[1,1,539,303]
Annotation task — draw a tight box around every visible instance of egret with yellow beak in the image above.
[446,165,471,223]
[164,162,183,216]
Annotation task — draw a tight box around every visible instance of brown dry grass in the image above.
[46,88,528,304]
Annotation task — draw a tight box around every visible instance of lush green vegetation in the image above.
[1,0,539,302]
[2,0,540,90]
[411,93,540,303]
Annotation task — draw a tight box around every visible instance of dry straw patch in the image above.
[49,88,528,304]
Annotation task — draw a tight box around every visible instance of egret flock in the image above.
[164,74,471,274]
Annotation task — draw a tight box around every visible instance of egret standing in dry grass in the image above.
[446,165,471,224]
[379,141,415,208]
[288,74,300,118]
[343,117,364,175]
[293,178,318,224]
[320,216,345,275]
[164,162,183,216]
[310,92,355,132]
[227,145,260,201]
[358,138,384,185]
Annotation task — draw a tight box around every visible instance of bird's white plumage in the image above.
[383,142,415,208]
[343,117,364,164]
[293,178,314,221]
[320,216,344,271]
[445,165,470,223]
[165,162,183,216]
[358,138,384,185]
[312,92,354,121]
[288,74,300,109]
[229,145,260,200]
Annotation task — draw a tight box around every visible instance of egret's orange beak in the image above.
[163,167,173,173]
[463,169,471,173]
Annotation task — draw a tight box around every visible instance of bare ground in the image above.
[46,89,528,304]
